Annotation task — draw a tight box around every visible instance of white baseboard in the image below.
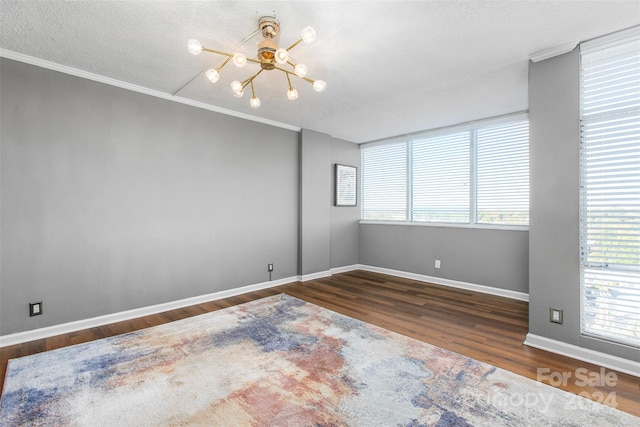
[524,333,640,378]
[300,270,333,282]
[357,264,529,302]
[5,265,635,376]
[330,264,362,274]
[0,264,527,348]
[0,265,526,348]
[0,275,299,348]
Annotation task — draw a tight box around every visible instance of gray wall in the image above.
[360,224,529,293]
[300,129,332,275]
[0,58,299,335]
[528,49,638,361]
[330,138,360,268]
[299,132,360,275]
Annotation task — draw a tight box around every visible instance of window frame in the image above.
[579,26,640,348]
[360,112,530,231]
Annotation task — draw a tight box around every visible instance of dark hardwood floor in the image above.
[1,270,638,417]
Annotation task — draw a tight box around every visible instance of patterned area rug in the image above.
[0,294,637,426]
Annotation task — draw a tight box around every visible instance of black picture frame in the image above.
[335,164,357,206]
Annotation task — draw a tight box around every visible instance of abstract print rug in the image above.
[0,295,637,426]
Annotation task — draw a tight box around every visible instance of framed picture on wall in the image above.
[335,164,357,206]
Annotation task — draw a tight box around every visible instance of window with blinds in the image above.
[413,132,470,223]
[579,27,640,347]
[362,142,407,221]
[360,114,529,227]
[476,120,530,225]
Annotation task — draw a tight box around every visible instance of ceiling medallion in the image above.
[188,16,327,108]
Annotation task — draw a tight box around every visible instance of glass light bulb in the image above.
[294,63,308,78]
[312,80,327,92]
[250,97,261,108]
[233,53,247,67]
[205,68,220,83]
[301,27,316,44]
[230,81,243,92]
[275,48,289,64]
[233,90,244,98]
[187,39,203,55]
[287,88,299,101]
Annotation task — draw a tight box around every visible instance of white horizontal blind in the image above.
[412,132,470,223]
[580,27,640,347]
[361,142,407,221]
[476,120,530,225]
[361,115,529,227]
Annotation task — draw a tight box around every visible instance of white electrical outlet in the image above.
[550,308,563,324]
[435,260,441,269]
[29,302,43,317]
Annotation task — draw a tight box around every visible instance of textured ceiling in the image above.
[1,1,639,143]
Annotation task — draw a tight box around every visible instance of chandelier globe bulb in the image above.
[275,48,289,64]
[312,80,327,92]
[187,39,203,55]
[294,64,308,78]
[205,68,220,83]
[301,27,316,44]
[230,80,243,92]
[232,53,247,67]
[287,88,299,101]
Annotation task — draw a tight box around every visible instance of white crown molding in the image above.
[581,25,640,54]
[529,41,579,63]
[0,49,301,133]
[524,333,640,378]
[0,275,299,348]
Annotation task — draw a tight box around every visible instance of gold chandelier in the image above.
[188,16,327,108]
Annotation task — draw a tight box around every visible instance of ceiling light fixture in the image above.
[188,16,326,108]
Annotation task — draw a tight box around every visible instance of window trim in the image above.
[578,25,640,348]
[359,220,529,232]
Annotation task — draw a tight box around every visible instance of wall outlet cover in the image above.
[550,308,563,324]
[29,302,43,317]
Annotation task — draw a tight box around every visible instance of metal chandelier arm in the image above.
[241,69,264,90]
[274,66,318,88]
[285,72,294,91]
[286,38,304,52]
[201,47,234,57]
[217,56,233,72]
[274,65,297,76]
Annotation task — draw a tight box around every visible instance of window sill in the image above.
[359,220,529,232]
